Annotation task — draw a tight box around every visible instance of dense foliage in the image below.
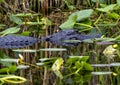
[0,0,120,85]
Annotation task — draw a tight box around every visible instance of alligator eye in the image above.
[69,37,77,40]
[45,38,50,41]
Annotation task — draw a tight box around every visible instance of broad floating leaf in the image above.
[96,4,116,12]
[69,56,89,61]
[117,0,120,6]
[0,65,17,73]
[69,9,93,22]
[59,15,77,30]
[60,9,93,30]
[92,0,106,4]
[0,27,20,36]
[10,15,23,25]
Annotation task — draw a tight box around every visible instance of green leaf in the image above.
[92,0,106,4]
[10,15,23,25]
[41,17,52,26]
[117,0,120,6]
[0,51,12,67]
[45,18,52,26]
[115,35,120,40]
[98,23,117,27]
[69,9,93,22]
[52,58,63,71]
[59,15,77,30]
[66,58,79,65]
[83,74,92,82]
[0,68,9,73]
[75,61,81,68]
[83,62,93,71]
[74,19,93,31]
[0,24,6,29]
[53,70,63,79]
[96,4,116,13]
[52,58,64,79]
[64,0,75,10]
[0,65,17,73]
[60,9,93,30]
[9,65,17,72]
[0,27,20,36]
[69,56,89,61]
[20,31,31,36]
[0,0,3,3]
[107,12,119,19]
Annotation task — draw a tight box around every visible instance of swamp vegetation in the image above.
[0,0,120,85]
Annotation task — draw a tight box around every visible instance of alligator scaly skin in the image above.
[42,29,100,46]
[0,29,100,48]
[0,35,37,48]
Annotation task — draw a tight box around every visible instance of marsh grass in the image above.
[0,0,120,85]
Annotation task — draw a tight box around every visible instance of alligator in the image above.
[0,29,100,48]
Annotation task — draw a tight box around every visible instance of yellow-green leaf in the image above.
[0,27,20,36]
[52,58,64,79]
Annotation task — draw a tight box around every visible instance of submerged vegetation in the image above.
[0,0,120,85]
